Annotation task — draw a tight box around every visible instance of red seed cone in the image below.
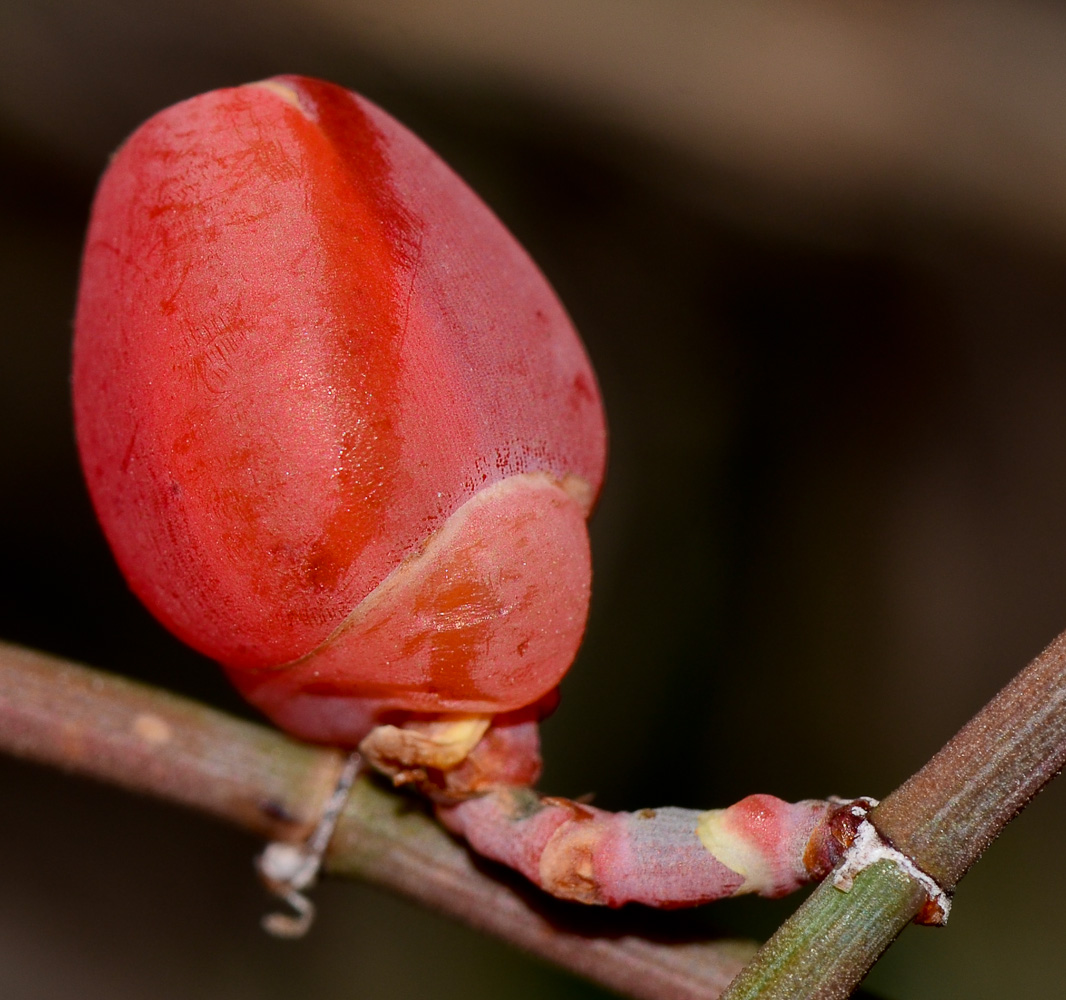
[74,76,606,742]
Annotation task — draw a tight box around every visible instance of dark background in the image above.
[3,2,1066,997]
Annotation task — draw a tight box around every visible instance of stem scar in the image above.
[831,799,952,926]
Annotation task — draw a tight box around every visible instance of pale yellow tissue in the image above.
[361,714,491,770]
[696,808,773,895]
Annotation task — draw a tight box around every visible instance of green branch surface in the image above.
[720,629,1066,1000]
[0,640,753,1000]
[4,626,1066,1000]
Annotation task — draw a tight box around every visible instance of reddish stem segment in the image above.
[0,641,757,999]
[360,712,858,908]
[438,790,844,907]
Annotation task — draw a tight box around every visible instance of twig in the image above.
[870,630,1066,890]
[717,861,925,1000]
[12,624,1064,1000]
[0,640,752,1000]
[720,628,1066,999]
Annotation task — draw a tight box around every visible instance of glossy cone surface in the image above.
[74,77,606,741]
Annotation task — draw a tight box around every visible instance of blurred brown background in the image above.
[3,2,1066,997]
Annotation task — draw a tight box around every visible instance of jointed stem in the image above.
[721,628,1066,999]
[870,629,1066,891]
[0,641,752,1000]
[4,625,1066,1000]
[436,788,850,907]
[359,709,862,910]
[718,861,925,1000]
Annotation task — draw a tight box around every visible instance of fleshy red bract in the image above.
[73,76,606,743]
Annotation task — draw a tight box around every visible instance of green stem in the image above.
[718,861,924,1000]
[0,640,752,1000]
[871,629,1066,889]
[721,627,1066,1000]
